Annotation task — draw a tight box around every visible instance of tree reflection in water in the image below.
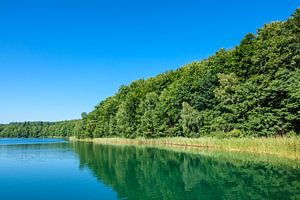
[73,142,300,200]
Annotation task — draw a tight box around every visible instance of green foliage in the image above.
[1,9,299,138]
[138,92,159,138]
[0,120,80,138]
[180,102,203,137]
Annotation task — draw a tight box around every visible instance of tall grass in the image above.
[69,136,300,160]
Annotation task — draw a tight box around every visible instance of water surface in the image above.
[0,138,299,200]
[0,138,116,200]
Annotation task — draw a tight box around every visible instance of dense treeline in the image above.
[1,9,299,138]
[79,9,300,138]
[0,120,81,138]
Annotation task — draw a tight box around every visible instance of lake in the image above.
[0,138,299,200]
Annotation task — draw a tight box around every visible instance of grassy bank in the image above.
[70,136,300,160]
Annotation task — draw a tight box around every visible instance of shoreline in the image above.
[70,136,300,160]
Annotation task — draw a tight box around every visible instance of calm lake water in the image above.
[0,138,299,200]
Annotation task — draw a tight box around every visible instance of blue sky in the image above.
[0,0,298,123]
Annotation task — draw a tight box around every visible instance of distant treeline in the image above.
[1,9,299,138]
[0,120,81,138]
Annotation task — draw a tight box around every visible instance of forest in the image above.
[0,121,81,138]
[0,9,299,138]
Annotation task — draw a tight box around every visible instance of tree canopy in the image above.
[1,9,299,138]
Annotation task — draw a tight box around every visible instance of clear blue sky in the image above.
[0,0,298,123]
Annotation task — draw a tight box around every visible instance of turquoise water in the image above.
[0,138,299,200]
[0,138,117,200]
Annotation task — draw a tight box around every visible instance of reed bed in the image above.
[70,136,300,160]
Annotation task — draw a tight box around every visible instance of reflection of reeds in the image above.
[152,146,300,170]
[69,136,300,160]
